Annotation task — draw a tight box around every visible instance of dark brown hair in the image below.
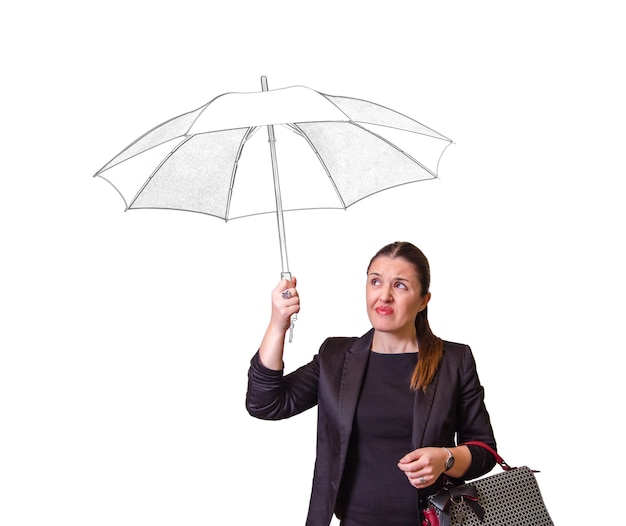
[368,241,444,391]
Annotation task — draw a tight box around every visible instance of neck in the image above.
[372,330,419,354]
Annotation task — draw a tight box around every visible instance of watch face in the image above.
[446,456,455,470]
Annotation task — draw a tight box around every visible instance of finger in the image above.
[416,475,429,487]
[282,276,297,290]
[404,470,429,484]
[274,278,292,293]
[398,449,421,464]
[281,288,293,300]
[281,293,300,314]
[401,472,427,489]
[397,461,426,475]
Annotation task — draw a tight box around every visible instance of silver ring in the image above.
[419,476,426,485]
[281,289,291,299]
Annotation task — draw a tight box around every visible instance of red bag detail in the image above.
[422,506,440,526]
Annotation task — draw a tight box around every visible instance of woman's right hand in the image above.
[269,277,300,333]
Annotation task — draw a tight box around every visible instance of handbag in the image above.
[422,441,553,526]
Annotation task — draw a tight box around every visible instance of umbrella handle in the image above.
[282,271,297,343]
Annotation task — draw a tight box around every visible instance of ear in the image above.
[420,292,431,311]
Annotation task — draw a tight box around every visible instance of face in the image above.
[366,256,431,338]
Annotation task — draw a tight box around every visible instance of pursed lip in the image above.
[375,306,394,316]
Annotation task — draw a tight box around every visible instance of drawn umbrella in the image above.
[94,76,452,339]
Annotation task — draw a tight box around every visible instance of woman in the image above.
[246,242,497,526]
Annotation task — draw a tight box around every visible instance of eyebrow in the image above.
[368,272,410,281]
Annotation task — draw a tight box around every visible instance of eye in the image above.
[394,282,408,290]
[371,278,381,286]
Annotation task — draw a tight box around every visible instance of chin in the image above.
[371,321,398,333]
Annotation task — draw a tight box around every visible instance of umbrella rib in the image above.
[348,121,440,179]
[224,126,257,221]
[282,123,304,137]
[186,93,224,131]
[94,102,213,176]
[312,91,352,120]
[291,123,347,209]
[318,93,452,142]
[127,135,195,210]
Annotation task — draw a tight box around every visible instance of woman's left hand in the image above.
[397,447,448,488]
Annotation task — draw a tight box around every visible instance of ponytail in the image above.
[410,306,444,391]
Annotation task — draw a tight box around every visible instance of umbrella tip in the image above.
[261,76,268,92]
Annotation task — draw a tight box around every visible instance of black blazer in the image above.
[246,329,497,526]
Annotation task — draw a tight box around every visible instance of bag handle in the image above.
[462,440,514,471]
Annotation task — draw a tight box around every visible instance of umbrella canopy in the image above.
[95,77,452,277]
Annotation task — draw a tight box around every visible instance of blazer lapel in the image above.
[337,329,373,453]
[412,367,439,449]
[335,329,440,451]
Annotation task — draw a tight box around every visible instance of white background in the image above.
[2,2,624,525]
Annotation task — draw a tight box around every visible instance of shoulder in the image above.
[443,339,470,349]
[318,336,360,357]
[317,329,373,361]
[440,340,478,373]
[442,340,472,356]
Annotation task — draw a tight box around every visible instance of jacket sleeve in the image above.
[246,350,320,420]
[455,346,498,480]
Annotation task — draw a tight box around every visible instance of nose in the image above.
[379,284,393,302]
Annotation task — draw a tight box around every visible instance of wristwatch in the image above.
[443,447,455,471]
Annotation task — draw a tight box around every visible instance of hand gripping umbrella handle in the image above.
[282,271,297,343]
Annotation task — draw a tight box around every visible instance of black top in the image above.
[337,351,419,526]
